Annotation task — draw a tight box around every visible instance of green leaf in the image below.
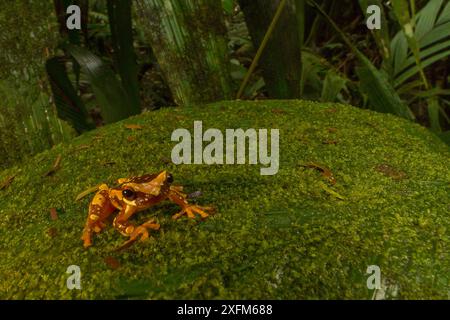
[390,1,450,87]
[356,65,414,120]
[427,97,442,133]
[391,0,428,88]
[45,57,92,133]
[308,0,414,120]
[65,44,138,124]
[394,49,450,87]
[437,1,450,24]
[106,0,140,114]
[222,0,235,14]
[415,0,444,39]
[321,70,347,102]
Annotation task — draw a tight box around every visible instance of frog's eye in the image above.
[122,189,135,200]
[167,173,173,183]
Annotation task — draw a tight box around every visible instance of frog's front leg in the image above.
[81,185,116,248]
[113,207,160,250]
[168,186,214,220]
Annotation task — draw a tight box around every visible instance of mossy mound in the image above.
[0,100,449,299]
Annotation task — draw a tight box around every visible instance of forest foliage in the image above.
[0,0,449,169]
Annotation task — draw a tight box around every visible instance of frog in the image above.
[81,171,213,250]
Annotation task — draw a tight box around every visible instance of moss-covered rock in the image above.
[0,100,449,299]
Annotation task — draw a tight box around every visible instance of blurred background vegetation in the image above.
[0,0,449,169]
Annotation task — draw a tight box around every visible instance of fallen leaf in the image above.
[160,156,172,165]
[302,162,337,185]
[323,140,338,145]
[127,136,136,142]
[0,175,15,190]
[43,155,62,177]
[104,256,121,270]
[75,185,100,201]
[375,164,407,180]
[74,144,90,151]
[125,124,143,130]
[271,108,286,115]
[47,227,58,238]
[50,208,58,221]
[327,128,338,133]
[100,161,116,166]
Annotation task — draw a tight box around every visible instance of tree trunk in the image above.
[135,0,233,106]
[238,0,303,99]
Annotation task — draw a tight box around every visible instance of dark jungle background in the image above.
[0,0,449,168]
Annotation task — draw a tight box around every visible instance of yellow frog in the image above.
[81,171,213,249]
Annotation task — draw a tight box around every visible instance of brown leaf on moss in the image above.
[43,154,62,177]
[271,108,286,115]
[47,227,58,238]
[100,161,116,166]
[50,208,58,221]
[302,162,337,185]
[127,136,136,142]
[0,175,15,190]
[323,140,338,145]
[125,124,143,130]
[327,127,338,133]
[74,144,90,151]
[325,108,338,113]
[375,164,408,180]
[160,156,172,164]
[104,256,121,270]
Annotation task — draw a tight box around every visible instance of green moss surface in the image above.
[0,100,449,299]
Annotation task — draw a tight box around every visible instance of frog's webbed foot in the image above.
[115,219,160,251]
[168,187,214,220]
[171,205,214,220]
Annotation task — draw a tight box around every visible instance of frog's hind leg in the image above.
[81,185,116,248]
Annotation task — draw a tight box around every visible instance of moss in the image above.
[0,100,449,299]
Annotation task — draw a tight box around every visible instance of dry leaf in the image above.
[0,175,15,190]
[375,164,407,181]
[160,156,172,164]
[75,144,90,151]
[43,155,62,177]
[104,256,121,270]
[47,227,58,238]
[302,162,337,185]
[100,161,116,166]
[125,124,143,130]
[50,208,58,221]
[271,108,286,115]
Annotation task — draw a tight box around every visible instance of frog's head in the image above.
[114,171,173,208]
